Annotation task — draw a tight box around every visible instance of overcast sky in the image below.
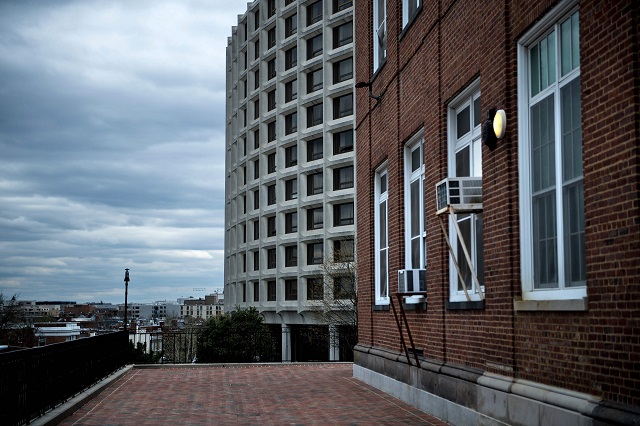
[0,0,246,304]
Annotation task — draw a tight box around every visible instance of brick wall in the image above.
[355,0,640,407]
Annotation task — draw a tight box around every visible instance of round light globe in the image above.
[493,109,506,139]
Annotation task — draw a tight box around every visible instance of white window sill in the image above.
[513,297,588,312]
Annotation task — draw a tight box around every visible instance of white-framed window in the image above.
[404,131,425,269]
[402,0,421,28]
[375,164,389,304]
[373,0,386,72]
[518,0,584,301]
[447,83,484,302]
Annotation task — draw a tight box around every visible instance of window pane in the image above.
[561,79,582,182]
[531,95,555,193]
[379,201,387,247]
[379,250,388,297]
[456,215,472,291]
[456,146,470,177]
[473,97,481,128]
[410,180,420,237]
[563,181,585,287]
[411,146,421,172]
[533,192,558,289]
[456,105,470,138]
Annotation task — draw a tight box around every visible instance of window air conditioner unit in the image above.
[398,269,426,294]
[435,177,482,215]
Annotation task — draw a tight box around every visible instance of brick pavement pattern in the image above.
[60,363,448,425]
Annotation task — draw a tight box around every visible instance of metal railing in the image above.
[0,331,128,426]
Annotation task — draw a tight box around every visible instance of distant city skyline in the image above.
[0,0,246,304]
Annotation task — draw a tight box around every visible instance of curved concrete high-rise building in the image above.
[225,0,355,362]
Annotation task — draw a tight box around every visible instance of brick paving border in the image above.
[58,363,448,425]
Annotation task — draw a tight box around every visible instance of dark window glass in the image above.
[333,202,354,226]
[333,165,353,190]
[254,129,260,149]
[307,103,323,127]
[307,172,323,195]
[285,211,298,233]
[307,69,323,93]
[267,121,276,142]
[267,249,276,269]
[333,57,353,83]
[285,14,297,37]
[285,246,298,267]
[253,281,259,301]
[307,35,323,59]
[333,93,353,119]
[254,69,260,89]
[333,275,354,299]
[333,0,352,13]
[285,112,297,134]
[333,21,352,48]
[267,58,276,79]
[268,0,276,17]
[333,130,353,154]
[254,9,260,31]
[254,40,260,60]
[307,137,323,161]
[307,242,324,265]
[285,145,298,167]
[268,27,276,48]
[254,99,260,119]
[267,90,276,111]
[253,188,259,209]
[267,184,276,205]
[285,178,298,200]
[253,220,259,240]
[267,152,276,173]
[307,207,323,230]
[307,1,323,25]
[267,215,276,237]
[285,79,297,102]
[285,279,298,300]
[285,46,297,69]
[253,251,259,271]
[307,278,323,300]
[267,280,276,300]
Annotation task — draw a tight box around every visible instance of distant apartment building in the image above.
[224,0,355,362]
[180,294,223,321]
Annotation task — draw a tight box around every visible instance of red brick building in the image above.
[353,0,639,424]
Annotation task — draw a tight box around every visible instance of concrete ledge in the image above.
[354,345,640,426]
[32,365,133,426]
[513,297,588,311]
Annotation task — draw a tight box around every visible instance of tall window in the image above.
[405,134,425,270]
[333,94,353,119]
[307,1,323,26]
[267,58,276,80]
[285,211,298,233]
[285,79,297,102]
[307,278,324,300]
[267,183,276,205]
[307,68,323,93]
[285,46,297,69]
[285,279,298,301]
[375,166,389,304]
[333,21,353,48]
[285,246,298,267]
[333,165,354,190]
[307,137,323,161]
[402,0,422,28]
[285,145,297,167]
[285,112,297,134]
[267,248,276,269]
[267,280,276,301]
[307,35,323,59]
[285,178,298,200]
[267,152,276,174]
[373,0,386,71]
[333,130,353,154]
[307,103,323,127]
[333,202,354,226]
[307,242,324,265]
[448,85,483,301]
[333,57,353,84]
[267,27,276,49]
[307,171,323,195]
[285,14,297,37]
[519,5,584,300]
[267,89,276,111]
[267,215,276,237]
[307,207,323,230]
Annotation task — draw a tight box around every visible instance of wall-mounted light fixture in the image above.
[482,108,506,150]
[355,81,382,102]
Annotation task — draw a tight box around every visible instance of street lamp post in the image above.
[124,269,130,332]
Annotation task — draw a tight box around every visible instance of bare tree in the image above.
[309,241,358,359]
[0,293,36,347]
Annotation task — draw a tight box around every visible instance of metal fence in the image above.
[0,331,128,426]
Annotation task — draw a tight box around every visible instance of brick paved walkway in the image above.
[60,363,448,425]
